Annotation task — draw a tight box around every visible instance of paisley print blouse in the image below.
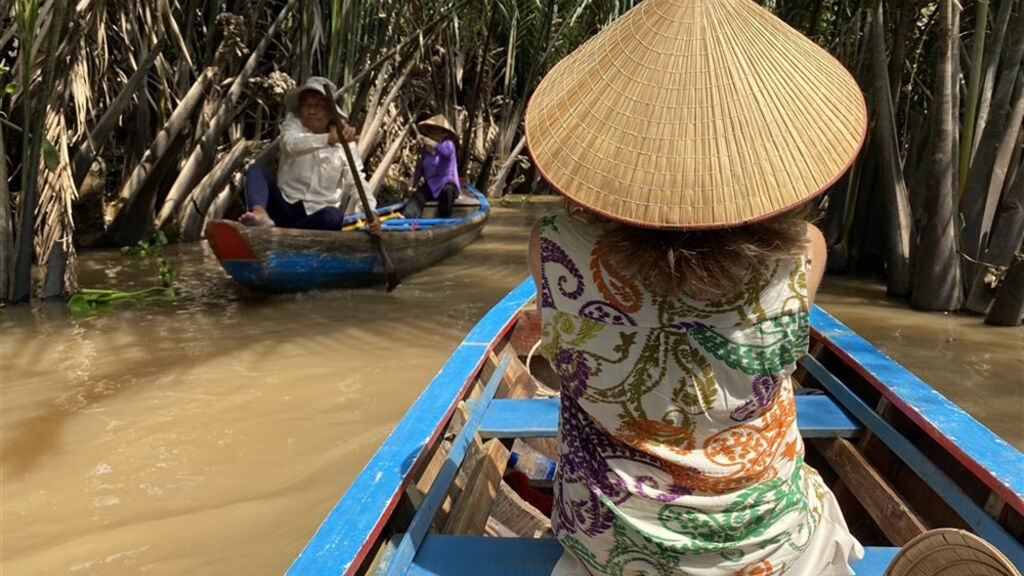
[538,210,862,576]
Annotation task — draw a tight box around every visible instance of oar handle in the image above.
[339,138,401,292]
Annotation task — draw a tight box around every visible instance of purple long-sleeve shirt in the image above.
[413,138,459,198]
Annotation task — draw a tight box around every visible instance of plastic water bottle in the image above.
[508,447,557,481]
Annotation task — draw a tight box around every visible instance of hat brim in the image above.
[524,0,867,230]
[417,121,456,138]
[285,83,346,120]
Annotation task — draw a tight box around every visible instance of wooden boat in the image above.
[204,185,489,292]
[283,278,1024,575]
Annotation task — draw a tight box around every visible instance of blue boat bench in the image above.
[399,358,901,576]
[477,394,862,439]
[406,535,899,576]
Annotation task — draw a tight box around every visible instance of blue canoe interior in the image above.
[204,185,490,292]
[284,279,1024,576]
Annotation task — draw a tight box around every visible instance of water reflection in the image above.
[1,199,1021,576]
[815,276,1024,452]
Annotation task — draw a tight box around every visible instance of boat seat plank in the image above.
[478,395,861,439]
[405,536,899,576]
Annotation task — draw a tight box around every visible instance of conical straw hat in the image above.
[525,0,867,229]
[418,114,456,138]
[883,529,1021,576]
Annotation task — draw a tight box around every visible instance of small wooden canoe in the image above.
[204,185,489,292]
[284,279,1024,575]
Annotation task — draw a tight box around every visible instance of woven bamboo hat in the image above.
[883,529,1020,576]
[418,114,456,139]
[525,0,867,229]
[285,76,346,119]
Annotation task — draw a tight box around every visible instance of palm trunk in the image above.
[979,80,1024,235]
[488,135,527,198]
[154,0,299,233]
[869,0,913,296]
[959,8,1024,285]
[206,172,243,223]
[179,139,252,241]
[358,59,414,160]
[848,134,880,270]
[361,65,390,137]
[460,0,496,177]
[37,103,79,299]
[368,122,414,196]
[965,148,1024,313]
[71,47,161,186]
[41,241,65,300]
[956,0,989,196]
[887,0,914,111]
[971,0,1015,157]
[106,67,215,244]
[158,0,195,80]
[12,0,69,302]
[985,241,1024,326]
[821,172,850,257]
[911,0,962,311]
[0,123,11,302]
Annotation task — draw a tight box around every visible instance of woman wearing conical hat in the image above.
[526,1,867,575]
[402,114,461,219]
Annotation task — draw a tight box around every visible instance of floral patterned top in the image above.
[538,210,862,576]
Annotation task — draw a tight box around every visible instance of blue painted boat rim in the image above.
[283,281,1022,576]
[810,306,1024,515]
[342,183,490,227]
[282,278,536,576]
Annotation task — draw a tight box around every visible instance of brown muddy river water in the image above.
[2,198,1022,576]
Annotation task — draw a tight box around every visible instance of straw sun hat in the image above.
[285,76,346,119]
[525,0,868,230]
[883,529,1021,576]
[417,114,457,139]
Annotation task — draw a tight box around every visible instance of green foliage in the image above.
[0,64,16,132]
[67,283,178,317]
[500,193,533,205]
[120,231,169,258]
[0,64,14,97]
[68,233,178,317]
[41,137,58,171]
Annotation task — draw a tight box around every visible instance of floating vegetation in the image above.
[121,231,169,258]
[67,234,179,317]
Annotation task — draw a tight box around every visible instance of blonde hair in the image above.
[575,202,812,299]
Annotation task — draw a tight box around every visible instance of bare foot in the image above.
[239,206,275,228]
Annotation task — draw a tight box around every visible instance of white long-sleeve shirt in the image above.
[278,115,376,215]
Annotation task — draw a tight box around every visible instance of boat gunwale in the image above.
[284,280,1023,576]
[212,185,490,252]
[809,307,1024,516]
[282,278,537,576]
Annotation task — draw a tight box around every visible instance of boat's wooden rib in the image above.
[811,437,928,545]
[283,278,1024,576]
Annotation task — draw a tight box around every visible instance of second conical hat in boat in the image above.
[525,0,867,229]
[418,114,457,138]
[883,529,1021,576]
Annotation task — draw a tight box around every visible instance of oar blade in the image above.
[384,269,401,292]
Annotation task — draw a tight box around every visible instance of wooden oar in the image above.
[339,137,400,292]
